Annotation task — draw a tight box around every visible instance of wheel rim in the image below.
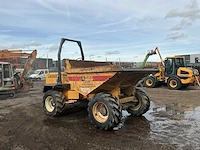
[146,78,153,86]
[92,102,109,123]
[129,93,142,111]
[169,79,178,88]
[45,96,55,112]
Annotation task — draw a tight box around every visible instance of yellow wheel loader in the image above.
[43,38,157,130]
[143,47,200,90]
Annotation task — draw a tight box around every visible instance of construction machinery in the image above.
[143,47,200,90]
[0,49,37,68]
[141,50,157,68]
[0,49,37,93]
[0,62,16,97]
[42,38,157,130]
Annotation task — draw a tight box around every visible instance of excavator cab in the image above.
[0,62,15,97]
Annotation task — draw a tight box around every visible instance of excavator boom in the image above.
[0,50,32,58]
[21,50,37,79]
[0,49,37,92]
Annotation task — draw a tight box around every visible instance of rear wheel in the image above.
[87,93,121,130]
[127,88,150,116]
[43,90,66,116]
[167,77,182,90]
[144,76,157,88]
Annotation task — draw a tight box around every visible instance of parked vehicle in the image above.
[30,69,49,80]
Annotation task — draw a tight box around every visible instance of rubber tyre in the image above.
[144,76,157,88]
[167,77,182,90]
[127,88,150,116]
[43,90,65,117]
[87,93,122,130]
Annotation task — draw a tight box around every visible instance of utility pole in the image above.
[46,53,49,72]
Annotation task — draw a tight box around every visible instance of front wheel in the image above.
[167,77,182,90]
[43,90,66,116]
[127,88,150,116]
[87,93,122,130]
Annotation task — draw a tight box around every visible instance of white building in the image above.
[190,54,200,63]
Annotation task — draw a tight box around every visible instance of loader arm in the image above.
[57,38,84,84]
[154,47,164,66]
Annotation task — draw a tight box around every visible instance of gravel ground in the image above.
[0,81,200,150]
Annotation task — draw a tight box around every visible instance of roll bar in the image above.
[57,38,84,83]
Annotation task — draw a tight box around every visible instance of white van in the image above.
[30,69,49,80]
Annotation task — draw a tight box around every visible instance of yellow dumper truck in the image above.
[43,38,157,130]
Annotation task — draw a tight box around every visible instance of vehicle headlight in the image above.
[193,69,199,75]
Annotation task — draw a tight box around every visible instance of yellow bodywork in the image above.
[153,65,199,85]
[46,72,68,84]
[45,59,155,103]
[147,48,199,86]
[154,67,165,81]
[45,60,121,101]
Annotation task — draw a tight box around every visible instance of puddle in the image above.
[144,101,200,150]
[114,101,200,149]
[42,100,200,149]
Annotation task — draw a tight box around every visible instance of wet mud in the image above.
[0,81,200,150]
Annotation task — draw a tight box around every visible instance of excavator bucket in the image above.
[19,82,30,93]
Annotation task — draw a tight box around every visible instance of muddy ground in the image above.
[0,81,200,150]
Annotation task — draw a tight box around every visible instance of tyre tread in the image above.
[88,92,121,130]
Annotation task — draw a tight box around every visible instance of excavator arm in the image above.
[0,50,33,58]
[0,49,37,92]
[141,49,157,68]
[141,47,165,68]
[0,49,37,77]
[18,50,37,92]
[20,50,37,80]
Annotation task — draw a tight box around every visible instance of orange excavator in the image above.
[0,49,37,93]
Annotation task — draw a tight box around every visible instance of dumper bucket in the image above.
[65,60,157,96]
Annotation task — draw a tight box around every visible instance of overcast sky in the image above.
[1,0,200,62]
